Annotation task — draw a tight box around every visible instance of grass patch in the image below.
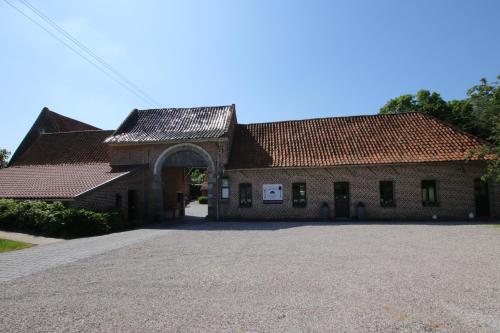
[0,238,32,253]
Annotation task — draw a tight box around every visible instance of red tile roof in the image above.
[227,112,485,169]
[11,130,113,166]
[0,164,139,199]
[3,125,132,199]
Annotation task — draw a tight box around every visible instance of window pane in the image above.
[380,181,394,207]
[428,187,435,202]
[239,183,252,208]
[422,180,437,206]
[422,188,427,202]
[292,183,306,207]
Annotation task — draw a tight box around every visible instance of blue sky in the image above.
[1,0,499,154]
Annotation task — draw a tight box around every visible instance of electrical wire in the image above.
[2,0,162,107]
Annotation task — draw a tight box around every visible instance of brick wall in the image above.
[74,169,147,221]
[108,140,226,169]
[107,140,229,220]
[220,162,499,220]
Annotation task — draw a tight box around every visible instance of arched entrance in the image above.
[152,143,216,220]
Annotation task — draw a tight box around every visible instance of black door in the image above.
[474,179,490,217]
[334,182,350,218]
[127,190,138,220]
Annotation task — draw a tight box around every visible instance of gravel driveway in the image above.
[0,222,499,332]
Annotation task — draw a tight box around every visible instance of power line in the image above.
[2,0,161,107]
[18,0,161,107]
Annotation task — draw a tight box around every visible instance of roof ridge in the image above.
[5,162,111,167]
[40,129,114,135]
[239,111,423,127]
[137,105,233,112]
[44,108,101,130]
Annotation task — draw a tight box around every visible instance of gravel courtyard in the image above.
[0,222,499,332]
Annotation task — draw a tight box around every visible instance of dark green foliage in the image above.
[190,168,205,184]
[379,94,418,114]
[0,199,127,238]
[380,89,456,121]
[0,149,10,168]
[466,76,500,181]
[379,75,500,180]
[198,196,208,204]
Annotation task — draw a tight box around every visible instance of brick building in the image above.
[0,105,498,221]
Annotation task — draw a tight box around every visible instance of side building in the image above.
[0,108,146,220]
[222,113,498,220]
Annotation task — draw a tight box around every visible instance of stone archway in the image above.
[152,143,216,220]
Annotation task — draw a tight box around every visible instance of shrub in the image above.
[0,199,125,238]
[61,209,111,238]
[0,199,19,229]
[198,196,208,204]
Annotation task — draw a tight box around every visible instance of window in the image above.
[292,183,307,207]
[221,177,230,200]
[239,183,252,208]
[422,180,438,206]
[379,181,395,207]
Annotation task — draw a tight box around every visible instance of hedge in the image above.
[0,199,129,239]
[198,196,208,204]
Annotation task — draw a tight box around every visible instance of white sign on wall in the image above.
[262,184,283,203]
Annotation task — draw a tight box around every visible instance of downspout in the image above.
[216,140,221,221]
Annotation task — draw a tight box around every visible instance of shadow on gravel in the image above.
[143,218,496,232]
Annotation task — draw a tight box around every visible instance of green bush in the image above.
[0,199,19,229]
[0,199,124,238]
[198,196,208,204]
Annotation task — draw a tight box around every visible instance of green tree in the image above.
[189,168,205,184]
[379,94,418,114]
[379,89,450,120]
[0,149,10,168]
[466,76,500,181]
[415,90,451,120]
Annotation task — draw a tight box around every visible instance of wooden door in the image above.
[474,179,490,217]
[128,190,138,220]
[334,182,350,218]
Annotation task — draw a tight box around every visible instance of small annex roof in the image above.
[0,163,140,200]
[2,120,139,200]
[227,112,486,169]
[105,105,235,144]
